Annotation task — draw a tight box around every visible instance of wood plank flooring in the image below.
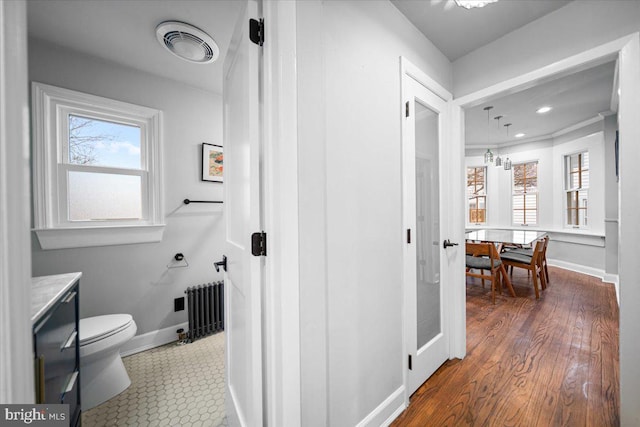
[392,266,619,427]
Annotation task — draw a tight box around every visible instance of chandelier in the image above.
[454,0,499,10]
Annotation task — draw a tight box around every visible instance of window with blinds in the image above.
[512,161,538,225]
[565,151,589,227]
[467,167,486,224]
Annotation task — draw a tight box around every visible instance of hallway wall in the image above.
[296,1,452,425]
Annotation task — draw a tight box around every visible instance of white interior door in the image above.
[223,1,263,426]
[403,72,453,397]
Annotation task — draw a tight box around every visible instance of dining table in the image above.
[465,229,547,247]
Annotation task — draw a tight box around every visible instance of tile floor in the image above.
[82,332,226,426]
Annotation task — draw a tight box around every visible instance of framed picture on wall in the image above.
[202,143,223,183]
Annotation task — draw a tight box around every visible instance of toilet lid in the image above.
[80,314,133,345]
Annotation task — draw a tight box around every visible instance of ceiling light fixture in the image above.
[483,106,494,163]
[503,123,512,170]
[454,0,499,10]
[515,133,525,138]
[156,21,219,64]
[494,115,503,167]
[536,106,552,114]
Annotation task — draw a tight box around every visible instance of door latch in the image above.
[443,239,459,249]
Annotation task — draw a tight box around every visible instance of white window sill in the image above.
[34,224,166,250]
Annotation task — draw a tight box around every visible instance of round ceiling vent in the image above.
[155,21,219,64]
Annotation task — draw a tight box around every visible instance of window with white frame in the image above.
[512,161,538,226]
[32,82,164,249]
[467,166,486,224]
[565,151,589,227]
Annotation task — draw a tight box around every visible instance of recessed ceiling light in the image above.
[536,106,552,114]
[515,133,525,138]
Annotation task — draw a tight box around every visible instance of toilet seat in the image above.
[80,314,134,346]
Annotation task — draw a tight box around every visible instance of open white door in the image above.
[402,62,456,397]
[222,1,264,426]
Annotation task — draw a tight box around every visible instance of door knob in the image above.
[214,255,227,272]
[443,239,459,249]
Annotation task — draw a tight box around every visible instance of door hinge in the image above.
[407,229,411,244]
[251,231,267,256]
[408,354,412,370]
[405,101,410,117]
[250,18,264,46]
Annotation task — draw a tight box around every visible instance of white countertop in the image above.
[31,272,82,324]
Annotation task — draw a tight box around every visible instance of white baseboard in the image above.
[356,386,406,427]
[120,321,188,357]
[547,258,604,279]
[603,273,620,306]
[547,259,619,305]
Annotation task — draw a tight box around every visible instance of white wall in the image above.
[466,124,607,271]
[29,39,225,338]
[296,1,452,425]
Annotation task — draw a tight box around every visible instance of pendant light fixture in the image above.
[494,115,503,167]
[503,123,512,170]
[483,106,494,163]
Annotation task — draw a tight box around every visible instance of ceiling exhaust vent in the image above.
[155,21,219,64]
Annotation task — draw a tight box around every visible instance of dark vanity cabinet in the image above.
[32,273,82,427]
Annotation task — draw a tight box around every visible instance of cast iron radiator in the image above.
[185,281,224,342]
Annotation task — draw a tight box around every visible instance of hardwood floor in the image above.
[393,266,619,427]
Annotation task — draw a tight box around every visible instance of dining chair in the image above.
[504,235,550,286]
[465,242,515,304]
[500,239,546,299]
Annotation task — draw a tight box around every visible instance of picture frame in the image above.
[202,143,223,183]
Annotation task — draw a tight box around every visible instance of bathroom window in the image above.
[32,82,165,249]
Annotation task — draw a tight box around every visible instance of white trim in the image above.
[120,322,188,357]
[552,116,603,138]
[355,386,406,427]
[262,1,302,426]
[547,258,606,279]
[454,35,632,108]
[31,82,165,247]
[603,274,620,306]
[34,224,166,250]
[547,260,620,305]
[402,58,452,102]
[0,0,34,404]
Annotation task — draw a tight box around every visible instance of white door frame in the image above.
[400,57,465,406]
[452,33,640,426]
[0,0,34,403]
[261,1,302,425]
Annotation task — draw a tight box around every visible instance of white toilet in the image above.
[79,314,137,410]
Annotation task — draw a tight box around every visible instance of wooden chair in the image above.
[465,242,515,304]
[500,239,546,299]
[504,235,550,286]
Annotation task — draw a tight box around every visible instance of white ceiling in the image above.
[27,0,244,94]
[464,61,616,147]
[391,0,573,61]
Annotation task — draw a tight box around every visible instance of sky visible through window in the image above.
[68,114,141,169]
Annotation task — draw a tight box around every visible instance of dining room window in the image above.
[512,161,538,225]
[565,151,589,227]
[467,166,486,224]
